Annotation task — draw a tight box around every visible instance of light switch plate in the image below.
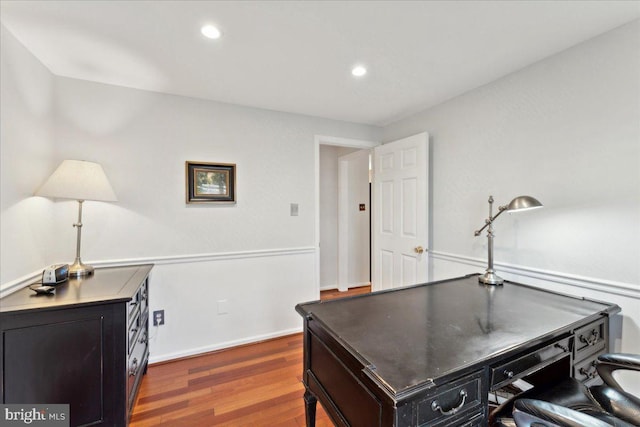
[290,203,299,216]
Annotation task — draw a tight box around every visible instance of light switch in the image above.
[290,203,299,216]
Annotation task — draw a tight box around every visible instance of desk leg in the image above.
[304,389,317,427]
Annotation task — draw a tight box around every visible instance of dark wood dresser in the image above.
[0,264,152,426]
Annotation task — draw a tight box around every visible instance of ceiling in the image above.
[1,1,639,126]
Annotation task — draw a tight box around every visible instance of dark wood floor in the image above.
[130,285,371,426]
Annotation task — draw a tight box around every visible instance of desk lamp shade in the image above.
[506,195,543,212]
[474,195,543,285]
[35,160,117,277]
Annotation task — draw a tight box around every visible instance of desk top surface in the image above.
[296,275,618,396]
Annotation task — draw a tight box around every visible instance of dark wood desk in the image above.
[296,274,620,427]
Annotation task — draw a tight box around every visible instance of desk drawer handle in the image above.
[431,389,467,416]
[580,330,599,346]
[579,361,598,379]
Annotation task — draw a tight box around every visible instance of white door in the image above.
[372,132,429,291]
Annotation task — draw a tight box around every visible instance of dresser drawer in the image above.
[417,371,483,426]
[575,319,606,362]
[491,336,572,389]
[127,281,148,330]
[140,279,149,315]
[128,291,141,327]
[128,311,142,353]
[127,329,148,412]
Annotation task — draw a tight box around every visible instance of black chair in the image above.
[491,353,640,427]
[589,353,640,425]
[512,398,634,427]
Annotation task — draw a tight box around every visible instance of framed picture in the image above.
[185,161,236,203]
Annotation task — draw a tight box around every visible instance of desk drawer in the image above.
[491,336,572,389]
[574,354,599,384]
[308,330,382,427]
[417,372,482,426]
[575,319,606,362]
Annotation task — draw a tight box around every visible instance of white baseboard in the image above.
[148,326,302,364]
[319,282,371,291]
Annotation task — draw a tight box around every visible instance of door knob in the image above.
[414,246,425,254]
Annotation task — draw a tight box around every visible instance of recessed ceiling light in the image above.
[351,65,367,77]
[201,25,221,40]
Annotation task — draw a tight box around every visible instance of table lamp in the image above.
[35,160,117,277]
[474,195,543,285]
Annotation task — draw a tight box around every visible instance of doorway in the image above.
[337,149,371,291]
[315,132,429,294]
[315,135,378,294]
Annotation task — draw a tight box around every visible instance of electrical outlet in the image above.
[153,310,165,326]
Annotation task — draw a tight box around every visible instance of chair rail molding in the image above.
[0,246,316,298]
[430,250,640,300]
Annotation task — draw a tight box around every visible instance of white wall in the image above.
[0,26,380,360]
[50,78,379,262]
[146,249,316,361]
[0,25,57,284]
[383,20,640,392]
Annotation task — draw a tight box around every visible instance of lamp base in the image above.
[478,271,504,286]
[69,260,94,277]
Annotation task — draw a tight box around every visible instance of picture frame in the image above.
[185,161,236,204]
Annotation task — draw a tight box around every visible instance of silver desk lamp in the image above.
[35,160,117,277]
[474,195,543,285]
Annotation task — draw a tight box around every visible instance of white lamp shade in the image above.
[35,160,117,202]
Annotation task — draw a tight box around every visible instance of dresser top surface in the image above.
[0,264,153,313]
[297,275,619,396]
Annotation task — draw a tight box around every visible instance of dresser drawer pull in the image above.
[503,370,514,379]
[580,330,599,346]
[431,389,467,416]
[129,358,139,377]
[139,332,148,344]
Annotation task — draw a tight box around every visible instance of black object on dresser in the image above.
[296,274,620,427]
[0,264,152,427]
